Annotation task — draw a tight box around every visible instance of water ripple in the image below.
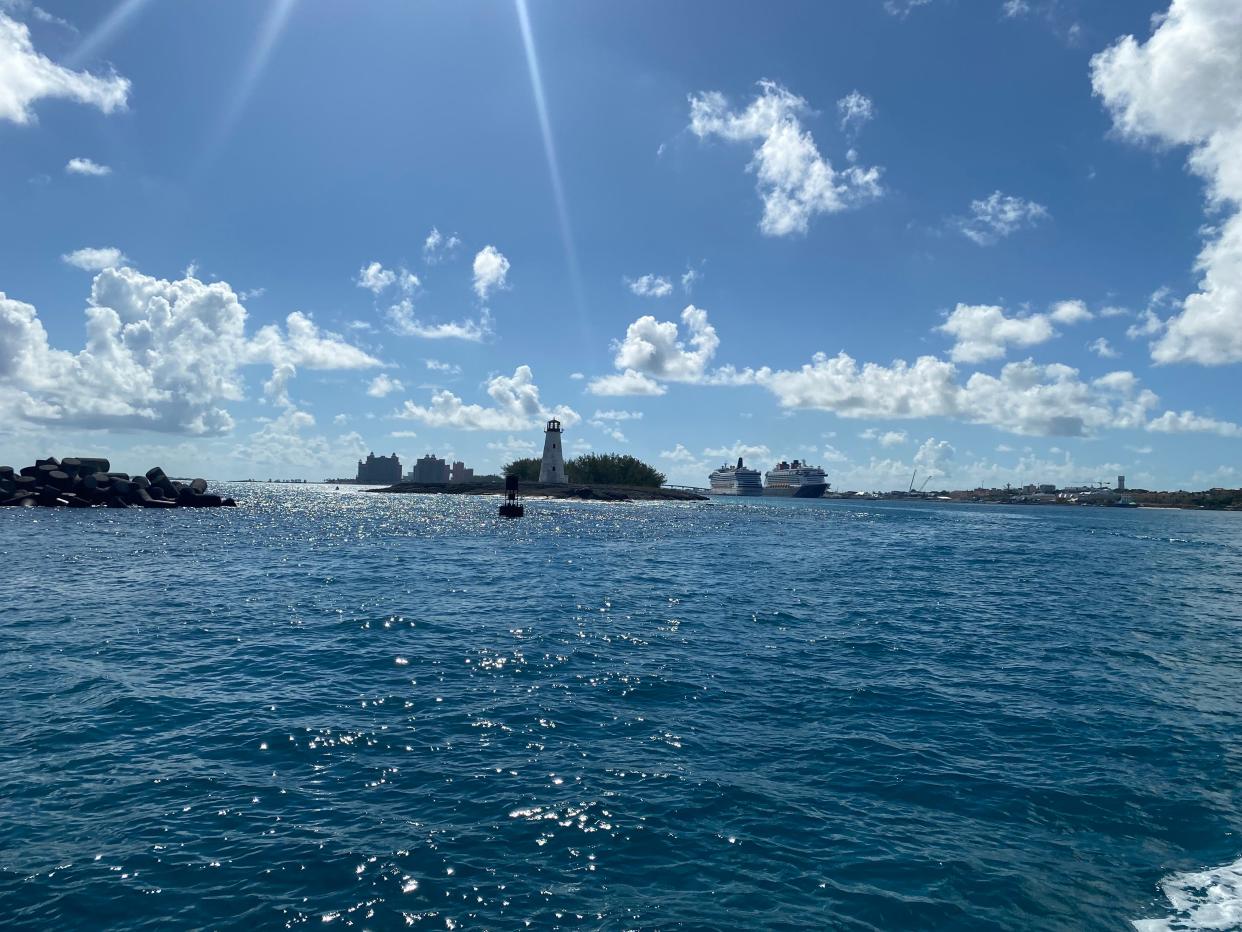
[2,487,1241,929]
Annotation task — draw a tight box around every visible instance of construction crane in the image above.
[918,475,933,493]
[908,470,917,493]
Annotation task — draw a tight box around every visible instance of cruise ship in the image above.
[708,457,763,496]
[763,460,829,498]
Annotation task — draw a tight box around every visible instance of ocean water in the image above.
[2,487,1242,931]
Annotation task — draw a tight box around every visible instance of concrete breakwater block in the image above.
[0,456,236,510]
[82,472,109,491]
[145,467,177,497]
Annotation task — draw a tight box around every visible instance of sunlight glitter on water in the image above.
[2,488,1242,930]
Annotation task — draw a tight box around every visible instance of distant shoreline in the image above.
[227,479,1241,511]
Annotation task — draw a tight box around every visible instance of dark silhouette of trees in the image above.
[503,453,666,487]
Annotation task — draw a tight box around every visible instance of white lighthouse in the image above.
[538,418,567,484]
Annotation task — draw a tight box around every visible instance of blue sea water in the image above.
[3,487,1242,931]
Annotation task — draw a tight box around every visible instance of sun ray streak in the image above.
[66,0,154,67]
[196,0,298,174]
[514,0,591,349]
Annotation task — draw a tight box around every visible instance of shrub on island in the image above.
[503,453,666,488]
[0,457,236,509]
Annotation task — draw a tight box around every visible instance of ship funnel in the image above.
[736,456,743,469]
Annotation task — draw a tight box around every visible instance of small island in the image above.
[368,451,708,502]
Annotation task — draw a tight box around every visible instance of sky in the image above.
[1,0,1240,491]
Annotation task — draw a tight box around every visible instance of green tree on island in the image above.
[504,453,666,487]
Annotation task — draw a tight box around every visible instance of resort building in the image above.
[356,452,402,484]
[411,454,451,484]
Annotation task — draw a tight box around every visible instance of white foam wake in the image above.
[1134,857,1242,931]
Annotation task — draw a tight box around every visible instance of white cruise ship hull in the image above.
[708,459,764,496]
[763,483,827,498]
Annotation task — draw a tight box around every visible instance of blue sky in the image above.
[1,0,1240,489]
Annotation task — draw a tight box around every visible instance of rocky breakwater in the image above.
[0,457,237,509]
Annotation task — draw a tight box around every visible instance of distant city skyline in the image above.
[2,1,1241,490]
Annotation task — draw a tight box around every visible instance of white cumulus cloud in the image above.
[472,245,510,300]
[591,422,627,443]
[233,409,368,473]
[611,304,720,382]
[955,191,1049,245]
[1089,337,1119,359]
[1049,299,1093,325]
[486,435,538,460]
[862,428,908,447]
[249,310,381,373]
[660,443,700,464]
[0,13,129,125]
[837,91,875,134]
[424,358,462,376]
[1092,0,1242,365]
[396,365,577,431]
[586,302,1223,439]
[387,300,489,342]
[423,227,461,264]
[367,373,404,398]
[65,156,110,176]
[586,370,666,397]
[938,303,1056,363]
[689,79,882,236]
[588,305,726,396]
[592,409,643,421]
[938,300,1095,362]
[1146,409,1242,437]
[757,353,1161,438]
[884,0,933,18]
[588,409,641,441]
[356,261,396,294]
[0,266,380,436]
[61,246,127,271]
[913,438,955,475]
[703,441,771,464]
[625,274,673,298]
